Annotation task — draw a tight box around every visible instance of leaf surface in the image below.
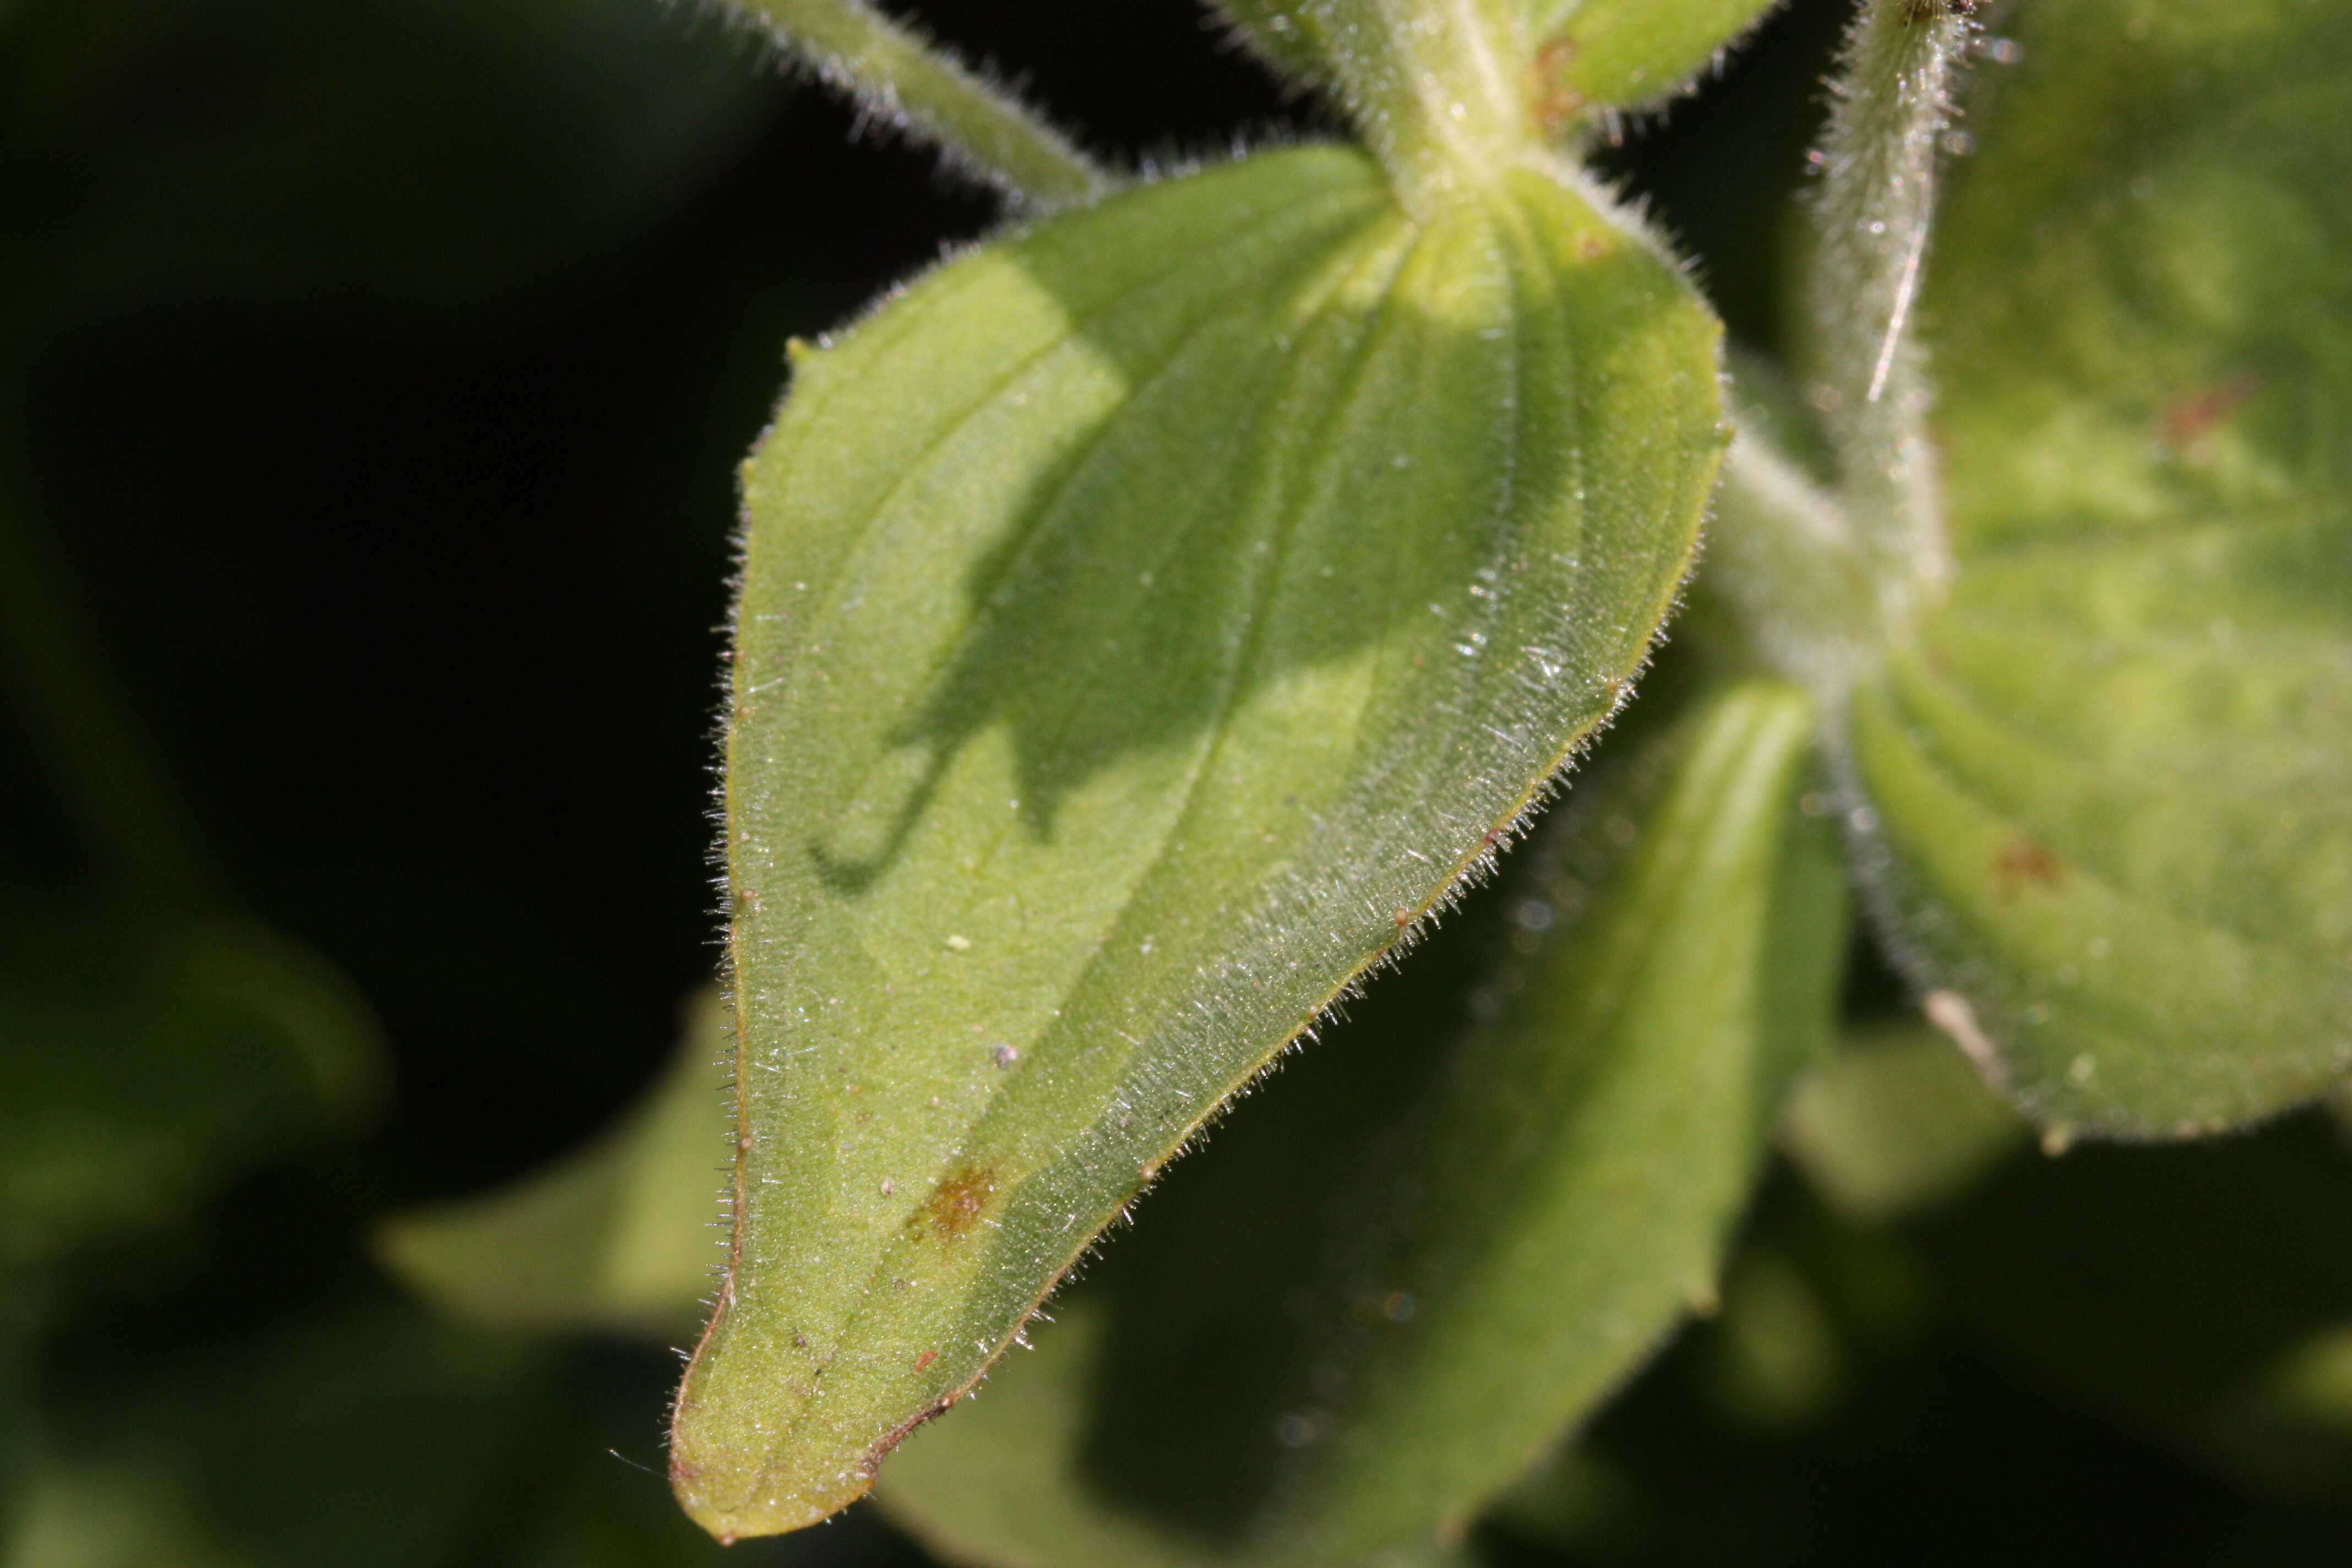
[878,681,1843,1567]
[1521,0,1784,120]
[1847,0,2352,1134]
[671,144,1727,1537]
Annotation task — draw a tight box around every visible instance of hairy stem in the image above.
[722,0,1114,211]
[1338,0,1531,211]
[1710,431,1879,696]
[1220,0,1533,214]
[1804,0,1974,630]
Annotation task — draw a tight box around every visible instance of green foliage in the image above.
[8,1293,760,1568]
[0,905,380,1265]
[1780,1021,2027,1226]
[8,0,2350,1561]
[1521,0,1787,121]
[674,139,1726,1538]
[1845,0,2352,1135]
[659,0,2352,1543]
[876,680,1842,1567]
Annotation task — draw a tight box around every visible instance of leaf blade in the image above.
[1847,0,2352,1134]
[876,680,1843,1567]
[1521,0,1785,121]
[671,144,1728,1537]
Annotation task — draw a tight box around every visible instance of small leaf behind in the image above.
[377,989,731,1341]
[0,900,382,1264]
[1521,0,1784,123]
[878,680,1841,1568]
[1781,1021,2028,1225]
[673,144,1727,1538]
[1847,0,2352,1134]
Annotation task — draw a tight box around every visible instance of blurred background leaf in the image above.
[1779,1020,2028,1226]
[375,988,729,1343]
[0,903,382,1265]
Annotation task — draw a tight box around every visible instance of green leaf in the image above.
[0,899,382,1264]
[1780,1021,2028,1225]
[674,142,1728,1539]
[1845,0,2352,1135]
[376,989,729,1341]
[874,680,1842,1567]
[1521,0,1785,124]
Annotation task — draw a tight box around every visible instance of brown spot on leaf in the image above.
[1529,36,1584,136]
[2160,373,2260,457]
[1995,835,2066,897]
[917,1166,998,1239]
[914,1349,937,1373]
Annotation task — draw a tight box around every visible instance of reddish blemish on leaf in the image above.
[1530,37,1585,137]
[916,1166,998,1239]
[1994,835,2067,896]
[914,1349,937,1373]
[2159,373,2259,455]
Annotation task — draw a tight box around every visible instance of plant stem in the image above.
[725,0,1114,211]
[1709,431,1879,696]
[1327,0,1532,212]
[1804,0,1973,631]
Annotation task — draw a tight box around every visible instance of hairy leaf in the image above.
[1846,0,2352,1134]
[670,144,1726,1537]
[1521,0,1785,123]
[876,682,1842,1567]
[377,989,729,1341]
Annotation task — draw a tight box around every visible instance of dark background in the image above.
[10,1,2352,1563]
